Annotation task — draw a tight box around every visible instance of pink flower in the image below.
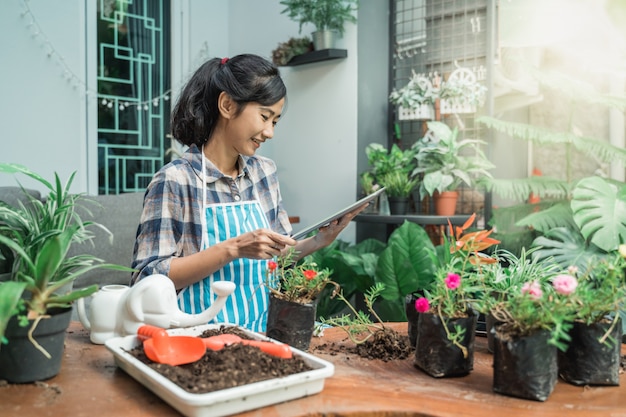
[444,273,461,290]
[414,297,430,313]
[552,274,578,295]
[521,281,543,300]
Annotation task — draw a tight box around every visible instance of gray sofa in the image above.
[0,187,145,290]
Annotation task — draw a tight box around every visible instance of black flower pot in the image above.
[388,196,409,215]
[414,311,477,378]
[558,318,622,386]
[493,327,557,401]
[405,294,419,348]
[266,293,317,351]
[0,307,72,383]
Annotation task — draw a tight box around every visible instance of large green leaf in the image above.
[376,221,437,301]
[0,281,27,343]
[532,227,605,271]
[571,176,626,252]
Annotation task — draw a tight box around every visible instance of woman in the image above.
[131,54,363,331]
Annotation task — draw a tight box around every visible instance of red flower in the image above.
[414,297,430,313]
[267,260,278,272]
[303,270,317,280]
[444,273,461,290]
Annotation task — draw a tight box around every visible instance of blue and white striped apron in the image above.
[177,150,271,332]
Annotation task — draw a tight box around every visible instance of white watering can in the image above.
[76,274,236,344]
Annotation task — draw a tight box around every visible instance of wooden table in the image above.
[1,322,626,417]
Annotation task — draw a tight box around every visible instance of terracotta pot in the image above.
[433,191,458,216]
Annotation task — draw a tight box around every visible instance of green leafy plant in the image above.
[413,121,494,196]
[319,283,388,344]
[475,249,575,351]
[0,163,134,354]
[271,36,313,66]
[413,214,500,356]
[363,142,418,189]
[279,0,358,36]
[389,71,437,108]
[266,247,339,304]
[378,171,419,198]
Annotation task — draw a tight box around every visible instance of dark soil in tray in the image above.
[128,325,313,394]
[128,325,412,394]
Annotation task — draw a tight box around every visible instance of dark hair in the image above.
[171,54,287,146]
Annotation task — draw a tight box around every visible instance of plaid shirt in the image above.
[131,144,292,283]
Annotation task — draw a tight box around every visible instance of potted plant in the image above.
[413,121,494,215]
[0,163,133,383]
[475,251,576,402]
[279,0,358,50]
[265,248,338,350]
[553,248,626,386]
[378,171,419,215]
[412,214,499,377]
[271,36,314,66]
[438,67,487,114]
[389,71,437,120]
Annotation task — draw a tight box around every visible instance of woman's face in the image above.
[229,98,285,157]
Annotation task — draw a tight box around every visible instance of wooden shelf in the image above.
[285,49,347,66]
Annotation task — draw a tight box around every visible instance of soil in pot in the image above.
[266,294,317,351]
[128,325,313,394]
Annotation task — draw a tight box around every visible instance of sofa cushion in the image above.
[70,192,145,289]
[0,186,42,207]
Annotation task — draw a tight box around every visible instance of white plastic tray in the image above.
[105,324,334,417]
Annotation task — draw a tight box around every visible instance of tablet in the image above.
[290,187,386,240]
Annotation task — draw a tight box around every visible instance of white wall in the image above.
[0,0,87,192]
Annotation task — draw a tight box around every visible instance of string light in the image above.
[18,0,174,112]
[19,0,212,111]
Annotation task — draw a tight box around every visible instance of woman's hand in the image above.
[313,203,369,247]
[233,229,297,259]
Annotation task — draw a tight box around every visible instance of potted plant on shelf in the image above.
[413,121,494,216]
[363,142,419,214]
[378,171,419,215]
[438,67,487,115]
[265,248,338,350]
[279,0,358,50]
[0,163,133,383]
[389,70,437,121]
[271,36,314,66]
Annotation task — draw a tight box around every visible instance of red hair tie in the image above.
[220,57,229,65]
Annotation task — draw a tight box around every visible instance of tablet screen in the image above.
[290,188,385,240]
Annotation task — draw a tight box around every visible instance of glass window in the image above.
[96,0,171,194]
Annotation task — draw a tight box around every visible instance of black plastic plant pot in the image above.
[0,307,72,383]
[266,293,317,351]
[558,318,622,386]
[493,327,557,402]
[413,311,476,378]
[405,294,419,348]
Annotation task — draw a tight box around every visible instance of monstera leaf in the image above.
[532,226,605,272]
[571,176,626,252]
